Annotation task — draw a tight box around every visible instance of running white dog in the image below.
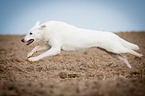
[21,21,142,68]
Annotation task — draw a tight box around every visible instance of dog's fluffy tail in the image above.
[119,37,139,50]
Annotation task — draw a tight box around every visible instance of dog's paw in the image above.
[28,57,39,62]
[27,52,34,57]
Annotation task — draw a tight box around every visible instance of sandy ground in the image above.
[0,32,145,96]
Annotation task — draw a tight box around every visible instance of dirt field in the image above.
[0,32,145,96]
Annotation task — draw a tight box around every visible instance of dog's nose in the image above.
[21,38,25,42]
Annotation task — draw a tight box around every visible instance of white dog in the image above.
[21,21,142,68]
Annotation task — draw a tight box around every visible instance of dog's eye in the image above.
[30,32,32,35]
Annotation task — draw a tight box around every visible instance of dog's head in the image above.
[21,21,46,45]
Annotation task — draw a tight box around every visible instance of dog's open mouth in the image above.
[26,39,34,45]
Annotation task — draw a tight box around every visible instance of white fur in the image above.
[22,21,142,68]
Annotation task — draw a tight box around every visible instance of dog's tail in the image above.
[119,37,139,50]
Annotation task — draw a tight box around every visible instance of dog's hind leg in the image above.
[107,52,131,68]
[98,48,132,68]
[128,50,142,58]
[27,44,50,57]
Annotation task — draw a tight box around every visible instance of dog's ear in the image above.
[35,21,40,27]
[40,25,46,29]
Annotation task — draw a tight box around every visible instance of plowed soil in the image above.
[0,32,145,96]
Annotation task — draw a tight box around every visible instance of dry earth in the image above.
[0,32,145,96]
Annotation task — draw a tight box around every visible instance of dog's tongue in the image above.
[26,42,31,45]
[26,39,34,45]
[29,39,33,42]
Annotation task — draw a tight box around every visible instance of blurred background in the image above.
[0,0,145,35]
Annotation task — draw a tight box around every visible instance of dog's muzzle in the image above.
[21,38,34,45]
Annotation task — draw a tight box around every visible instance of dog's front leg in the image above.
[28,46,61,62]
[27,44,50,57]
